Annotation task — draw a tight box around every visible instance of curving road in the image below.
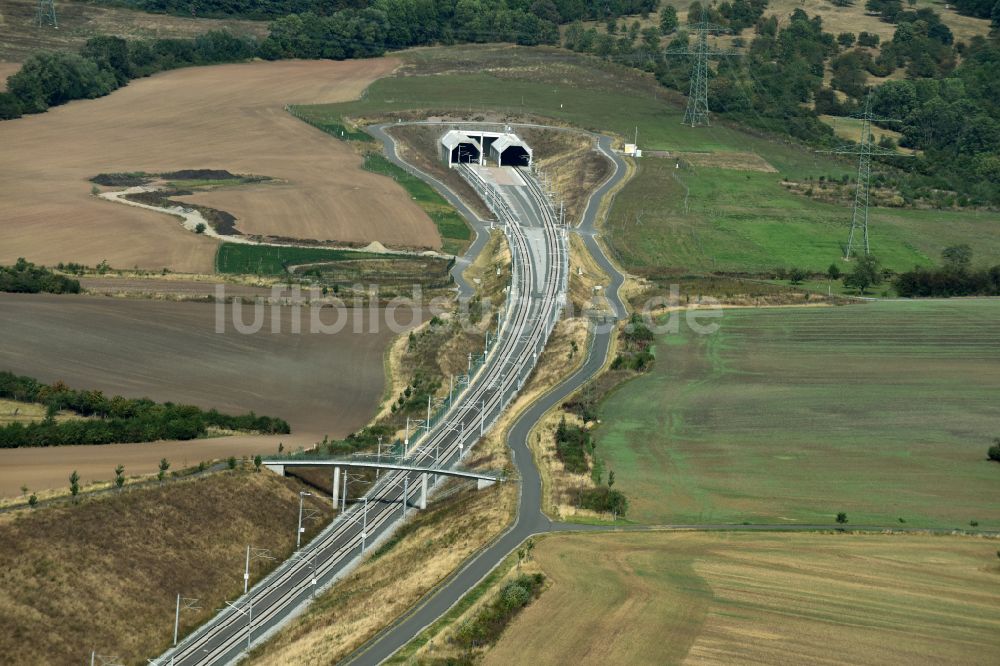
[155,155,570,662]
[342,128,632,665]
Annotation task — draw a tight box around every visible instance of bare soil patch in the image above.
[644,150,777,173]
[0,293,400,459]
[0,58,440,272]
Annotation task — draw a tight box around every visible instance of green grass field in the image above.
[214,243,384,275]
[596,300,1000,529]
[362,153,471,255]
[607,158,1000,274]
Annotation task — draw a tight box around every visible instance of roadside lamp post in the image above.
[297,491,312,549]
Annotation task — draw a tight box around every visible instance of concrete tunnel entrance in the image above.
[440,129,532,168]
[450,143,481,164]
[498,145,530,167]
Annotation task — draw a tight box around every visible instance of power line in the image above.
[821,90,911,259]
[665,9,738,127]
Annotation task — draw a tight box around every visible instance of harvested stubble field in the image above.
[0,57,441,272]
[485,530,1000,666]
[0,293,407,493]
[596,299,1000,529]
[0,471,334,666]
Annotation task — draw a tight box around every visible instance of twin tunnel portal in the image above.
[440,128,533,167]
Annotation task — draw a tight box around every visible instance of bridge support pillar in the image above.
[263,463,285,476]
[419,473,428,510]
[332,467,340,510]
[477,478,496,490]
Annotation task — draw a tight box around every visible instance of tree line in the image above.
[0,31,257,118]
[0,371,290,447]
[0,258,81,294]
[2,0,658,119]
[564,3,999,207]
[894,244,1000,297]
[102,0,660,23]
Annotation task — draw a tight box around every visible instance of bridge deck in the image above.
[262,460,502,484]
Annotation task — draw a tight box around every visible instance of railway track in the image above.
[156,164,567,666]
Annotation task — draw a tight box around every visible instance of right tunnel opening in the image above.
[498,146,530,167]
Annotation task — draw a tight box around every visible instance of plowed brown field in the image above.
[0,58,440,273]
[0,292,413,494]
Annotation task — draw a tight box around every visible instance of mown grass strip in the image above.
[286,104,375,143]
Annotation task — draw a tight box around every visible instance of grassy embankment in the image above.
[0,471,333,666]
[481,530,1000,665]
[596,299,1000,529]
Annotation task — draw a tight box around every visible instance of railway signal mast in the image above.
[36,0,58,28]
[822,91,909,260]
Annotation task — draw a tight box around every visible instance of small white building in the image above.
[440,129,533,167]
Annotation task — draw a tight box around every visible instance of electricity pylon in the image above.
[665,9,736,127]
[822,91,909,259]
[36,0,57,28]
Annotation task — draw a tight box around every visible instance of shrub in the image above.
[554,417,593,474]
[580,486,629,516]
[988,440,1000,462]
[452,574,545,648]
[0,258,81,294]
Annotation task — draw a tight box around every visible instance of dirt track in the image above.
[0,58,440,272]
[78,276,274,299]
[0,434,309,497]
